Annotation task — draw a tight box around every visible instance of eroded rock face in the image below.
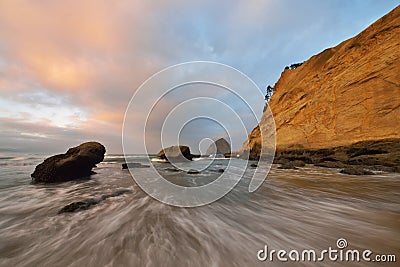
[206,138,231,155]
[157,145,193,161]
[240,125,262,160]
[243,6,400,155]
[31,142,106,183]
[274,138,400,172]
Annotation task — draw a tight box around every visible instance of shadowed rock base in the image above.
[274,139,400,173]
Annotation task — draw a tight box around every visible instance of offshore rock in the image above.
[31,142,106,183]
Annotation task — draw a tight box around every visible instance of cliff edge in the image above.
[244,6,400,155]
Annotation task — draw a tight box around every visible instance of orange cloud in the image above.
[92,112,124,123]
[22,50,90,89]
[0,1,123,91]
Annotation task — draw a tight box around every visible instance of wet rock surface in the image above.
[58,190,131,214]
[340,167,374,176]
[122,162,150,169]
[31,142,106,183]
[274,139,400,172]
[278,163,298,170]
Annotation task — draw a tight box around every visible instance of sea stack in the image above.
[206,138,231,155]
[31,142,106,183]
[157,145,193,162]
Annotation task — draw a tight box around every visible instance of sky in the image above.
[0,0,398,154]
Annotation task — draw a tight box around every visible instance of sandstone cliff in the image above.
[243,6,400,155]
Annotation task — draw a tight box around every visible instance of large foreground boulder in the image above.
[31,142,106,183]
[157,145,193,162]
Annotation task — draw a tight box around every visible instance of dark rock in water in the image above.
[31,142,106,183]
[187,169,200,174]
[274,158,290,165]
[58,189,130,214]
[315,161,347,168]
[58,200,97,213]
[363,165,399,173]
[206,138,231,155]
[340,167,374,175]
[250,163,258,167]
[277,160,305,169]
[224,152,233,158]
[122,162,150,169]
[209,168,224,173]
[272,139,400,172]
[165,167,181,172]
[278,162,298,169]
[157,145,193,162]
[292,160,306,167]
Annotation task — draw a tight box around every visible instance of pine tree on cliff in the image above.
[263,85,274,112]
[265,85,274,102]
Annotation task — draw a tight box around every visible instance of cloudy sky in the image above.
[0,1,398,154]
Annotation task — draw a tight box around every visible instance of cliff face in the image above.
[244,6,400,153]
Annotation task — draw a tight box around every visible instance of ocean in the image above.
[0,153,399,266]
